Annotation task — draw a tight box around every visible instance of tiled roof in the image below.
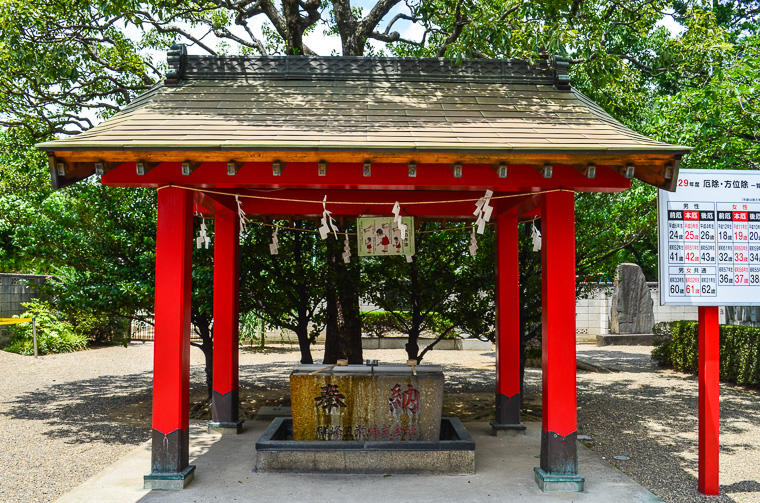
[37,52,688,156]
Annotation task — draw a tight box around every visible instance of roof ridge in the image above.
[164,44,570,89]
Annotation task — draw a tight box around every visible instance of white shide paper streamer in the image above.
[391,201,408,240]
[196,218,211,249]
[235,195,249,236]
[532,222,542,251]
[473,189,494,234]
[269,224,279,255]
[318,196,339,240]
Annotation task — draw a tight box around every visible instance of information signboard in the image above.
[658,169,760,306]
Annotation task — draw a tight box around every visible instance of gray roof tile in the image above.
[38,56,688,155]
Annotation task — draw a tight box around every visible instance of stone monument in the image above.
[601,263,655,345]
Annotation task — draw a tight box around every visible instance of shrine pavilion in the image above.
[37,46,710,493]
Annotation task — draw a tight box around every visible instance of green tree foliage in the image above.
[575,181,659,281]
[240,220,328,364]
[1,0,758,396]
[0,0,159,136]
[362,223,495,361]
[642,29,760,171]
[1,161,158,344]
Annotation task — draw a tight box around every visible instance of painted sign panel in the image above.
[658,169,760,306]
[357,217,415,257]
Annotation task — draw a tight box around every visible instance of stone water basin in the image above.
[254,363,474,474]
[289,363,444,442]
[255,417,475,474]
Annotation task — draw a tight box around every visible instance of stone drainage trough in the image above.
[255,417,475,474]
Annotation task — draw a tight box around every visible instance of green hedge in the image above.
[361,311,459,339]
[652,321,760,388]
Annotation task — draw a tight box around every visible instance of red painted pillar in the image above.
[492,210,525,433]
[210,201,242,432]
[698,306,720,495]
[534,190,584,491]
[144,187,195,489]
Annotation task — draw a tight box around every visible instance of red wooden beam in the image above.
[191,188,537,218]
[145,187,195,488]
[698,306,720,495]
[210,201,243,432]
[101,161,630,193]
[492,209,525,433]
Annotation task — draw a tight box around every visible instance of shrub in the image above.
[361,311,399,338]
[652,321,673,337]
[4,300,88,355]
[361,311,460,339]
[73,311,130,346]
[652,321,760,388]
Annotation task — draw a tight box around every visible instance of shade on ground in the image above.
[56,420,661,503]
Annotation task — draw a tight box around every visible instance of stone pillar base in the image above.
[144,465,196,490]
[533,467,584,492]
[208,420,244,435]
[489,421,526,436]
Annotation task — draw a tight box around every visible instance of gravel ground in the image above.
[0,342,757,503]
[573,345,760,503]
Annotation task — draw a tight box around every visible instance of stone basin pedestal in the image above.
[255,363,475,474]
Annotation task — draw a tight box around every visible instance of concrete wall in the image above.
[576,282,699,339]
[0,273,47,344]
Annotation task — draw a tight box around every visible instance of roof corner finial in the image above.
[165,43,188,86]
[552,55,571,91]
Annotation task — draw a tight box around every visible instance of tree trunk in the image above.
[404,255,421,361]
[195,320,213,401]
[519,315,526,397]
[405,326,420,361]
[323,241,343,364]
[323,230,363,364]
[282,0,305,55]
[342,34,365,56]
[341,269,363,364]
[293,222,313,364]
[295,315,313,364]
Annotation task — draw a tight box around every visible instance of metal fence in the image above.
[129,317,204,342]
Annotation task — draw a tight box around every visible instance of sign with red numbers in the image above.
[659,169,760,306]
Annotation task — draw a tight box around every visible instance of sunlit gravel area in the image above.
[0,341,757,502]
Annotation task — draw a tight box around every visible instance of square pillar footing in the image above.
[208,420,244,435]
[534,467,584,492]
[144,465,195,490]
[490,421,526,436]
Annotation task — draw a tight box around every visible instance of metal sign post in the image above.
[658,168,760,495]
[32,317,38,358]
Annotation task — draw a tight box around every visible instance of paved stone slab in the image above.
[56,420,662,503]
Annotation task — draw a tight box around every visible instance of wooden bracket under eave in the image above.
[135,160,158,176]
[573,163,597,179]
[663,159,680,192]
[534,163,553,178]
[94,161,120,176]
[47,155,94,190]
[181,161,202,175]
